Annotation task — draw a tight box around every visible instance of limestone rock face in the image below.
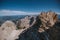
[17,16,30,29]
[0,20,16,40]
[17,16,36,29]
[39,11,58,30]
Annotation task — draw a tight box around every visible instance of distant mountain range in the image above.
[0,15,27,26]
[0,15,37,25]
[0,15,60,20]
[0,15,60,26]
[0,15,26,21]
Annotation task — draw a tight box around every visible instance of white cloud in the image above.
[0,10,60,16]
[0,10,39,16]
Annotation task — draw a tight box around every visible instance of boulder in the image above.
[0,20,16,40]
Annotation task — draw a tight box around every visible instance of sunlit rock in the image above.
[17,16,36,29]
[17,16,30,29]
[38,11,58,32]
[6,29,25,40]
[0,20,16,40]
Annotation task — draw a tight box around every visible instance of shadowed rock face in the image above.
[16,11,58,40]
[46,21,60,40]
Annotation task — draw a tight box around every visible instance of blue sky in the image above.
[0,0,60,16]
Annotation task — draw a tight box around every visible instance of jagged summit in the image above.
[38,11,58,30]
